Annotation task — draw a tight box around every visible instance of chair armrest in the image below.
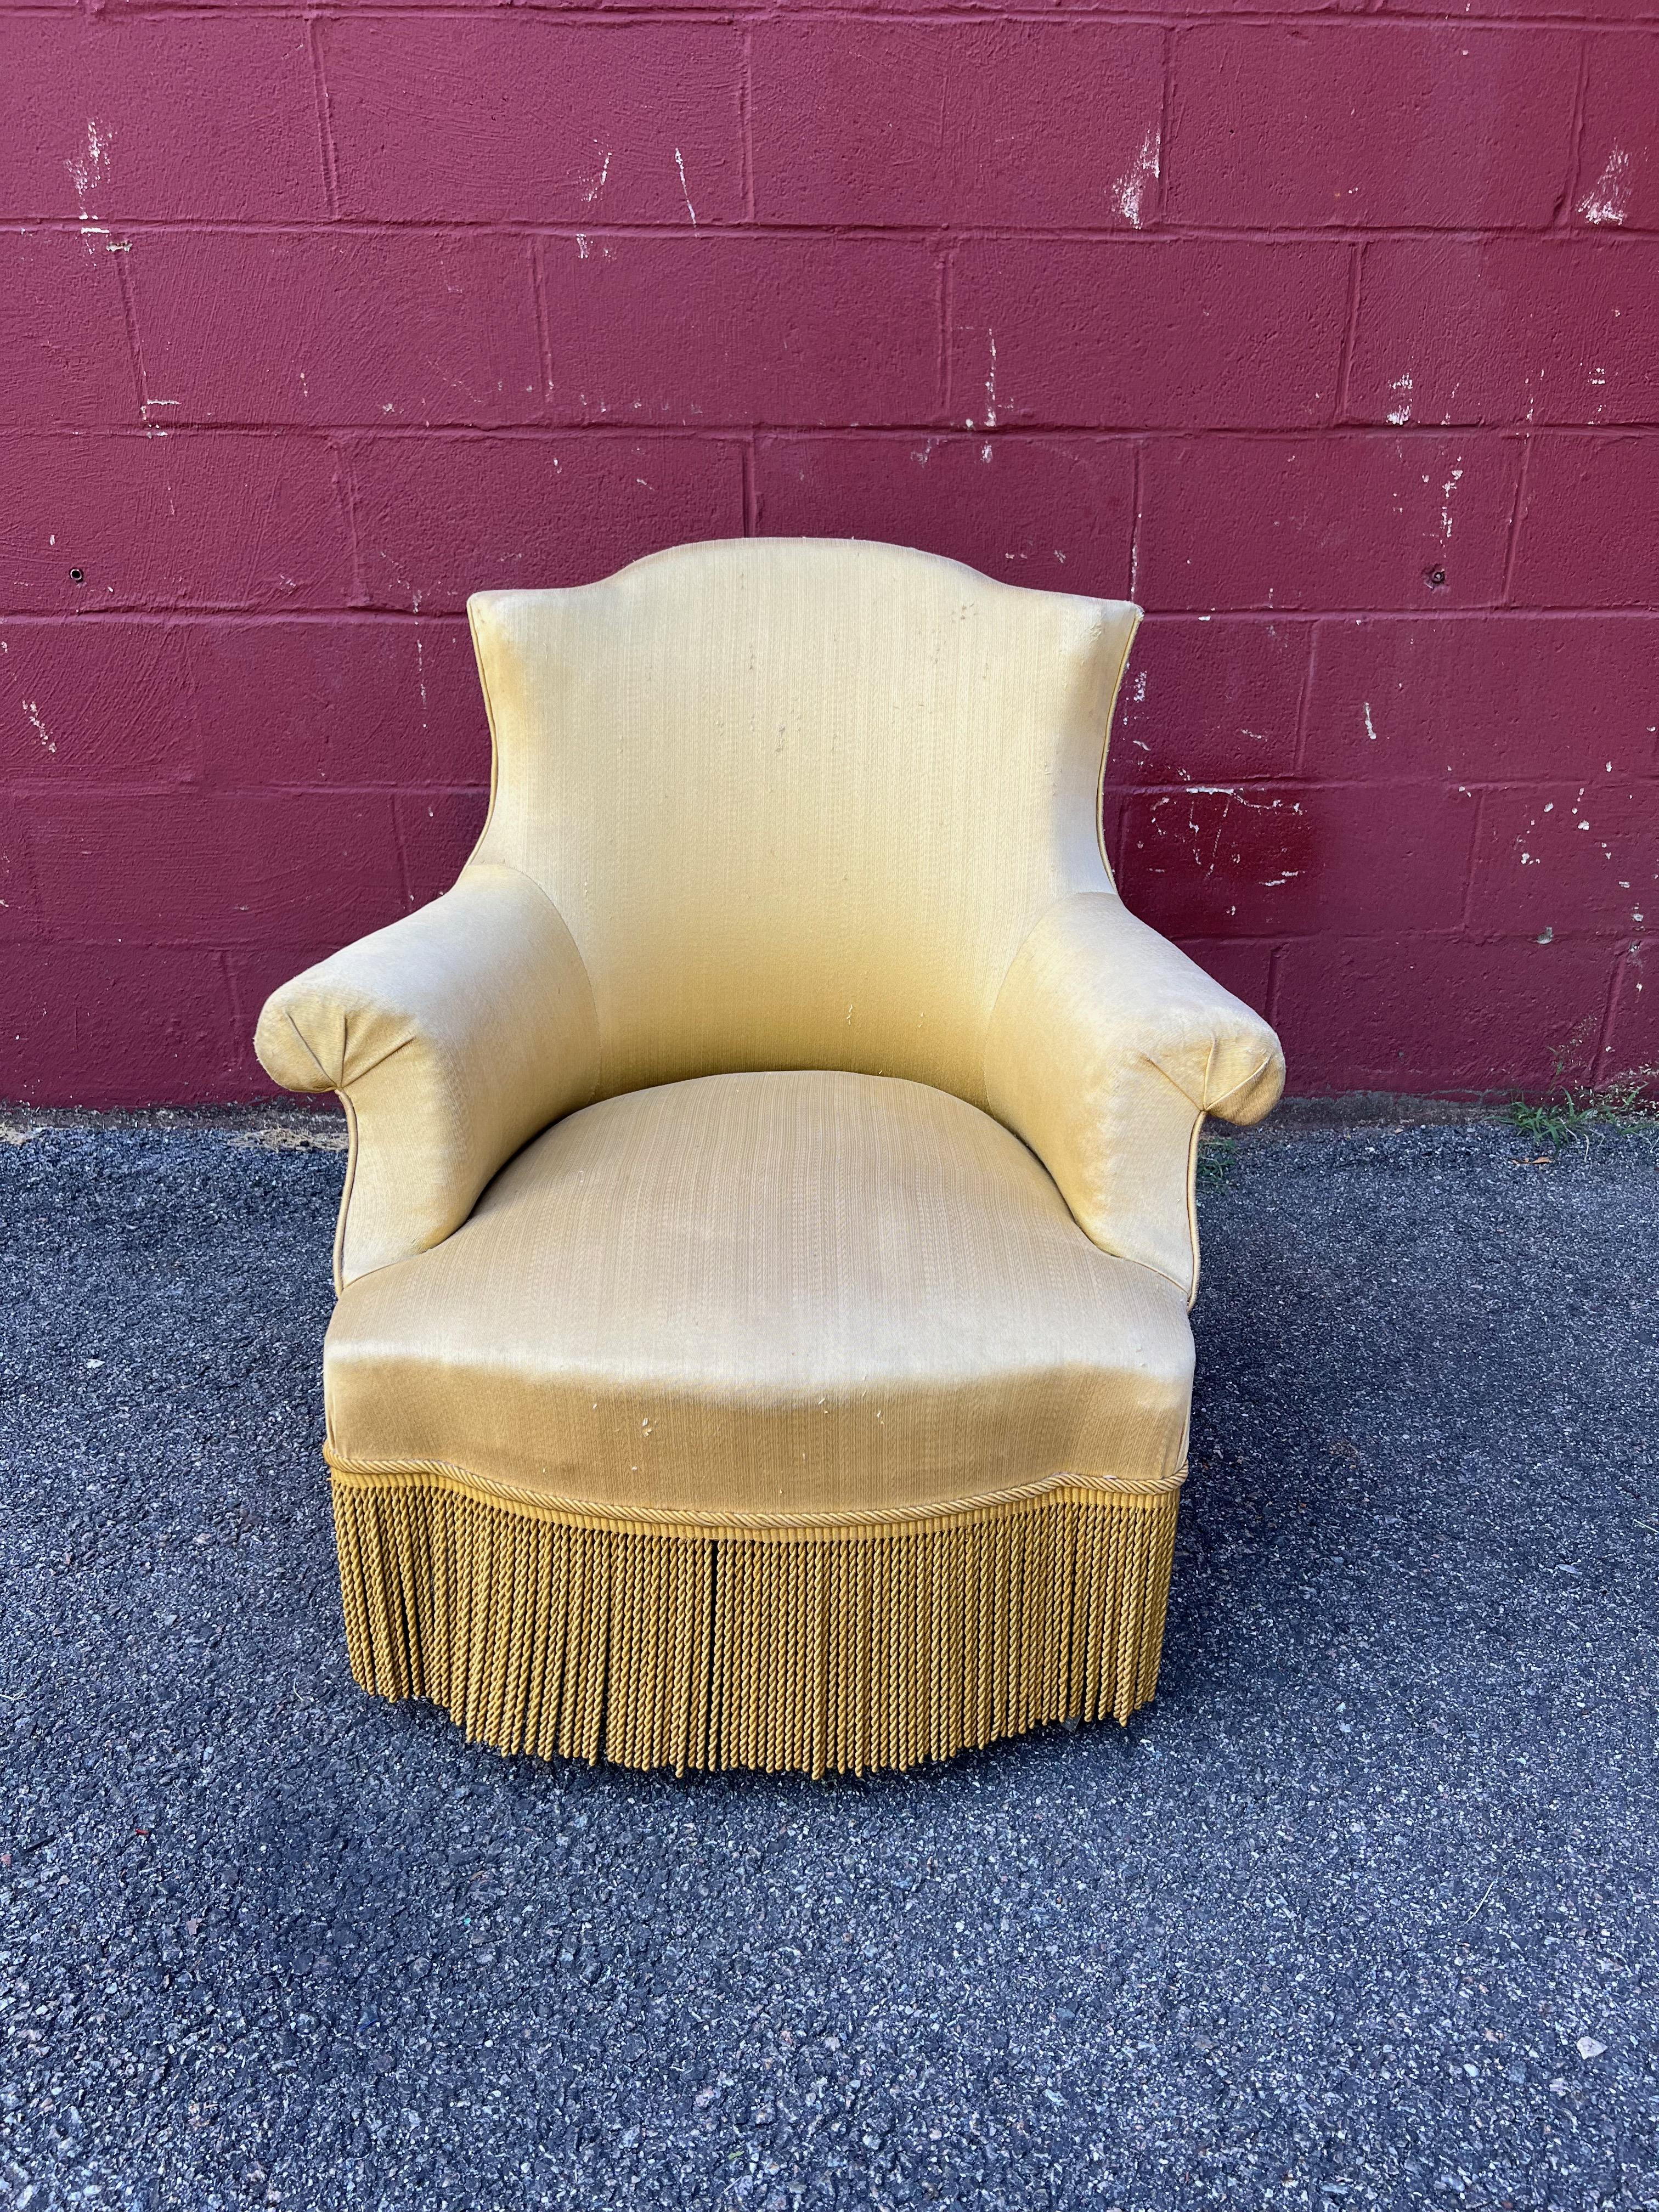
[984,893,1284,1302]
[255,863,599,1290]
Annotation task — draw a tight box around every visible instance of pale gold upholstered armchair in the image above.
[256,539,1284,1776]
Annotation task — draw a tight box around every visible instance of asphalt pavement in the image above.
[2,1104,1656,2211]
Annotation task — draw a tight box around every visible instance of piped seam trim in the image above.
[324,1448,1188,1537]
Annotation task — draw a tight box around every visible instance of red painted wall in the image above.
[4,3,1656,1105]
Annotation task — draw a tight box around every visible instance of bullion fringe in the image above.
[329,1469,1182,1778]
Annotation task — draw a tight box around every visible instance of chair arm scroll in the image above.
[984,893,1284,1302]
[256,864,599,1290]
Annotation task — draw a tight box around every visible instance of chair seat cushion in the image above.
[324,1071,1193,1524]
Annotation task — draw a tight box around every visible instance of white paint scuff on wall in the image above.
[1577,148,1631,227]
[1113,127,1159,229]
[1146,786,1301,887]
[674,149,697,228]
[1440,464,1464,541]
[66,117,109,212]
[66,118,120,253]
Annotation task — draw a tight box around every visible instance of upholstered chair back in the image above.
[466,538,1139,1110]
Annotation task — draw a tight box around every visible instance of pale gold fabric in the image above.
[986,894,1283,1299]
[255,865,597,1286]
[325,1071,1194,1519]
[465,539,1136,1107]
[253,538,1286,1520]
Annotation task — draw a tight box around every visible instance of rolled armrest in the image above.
[984,893,1284,1302]
[255,863,600,1289]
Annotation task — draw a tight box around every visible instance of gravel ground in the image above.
[2,1107,1657,2212]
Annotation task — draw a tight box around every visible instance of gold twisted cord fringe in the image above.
[329,1462,1183,1779]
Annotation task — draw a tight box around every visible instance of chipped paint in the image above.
[1113,126,1159,230]
[1440,465,1464,541]
[22,699,55,755]
[66,117,114,254]
[1577,148,1631,227]
[66,118,109,212]
[673,148,697,228]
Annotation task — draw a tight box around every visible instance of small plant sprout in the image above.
[1509,1049,1659,1158]
[1195,1132,1237,1188]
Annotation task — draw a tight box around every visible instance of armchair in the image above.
[257,539,1283,1775]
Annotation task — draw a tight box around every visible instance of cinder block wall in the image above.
[4,4,1655,1104]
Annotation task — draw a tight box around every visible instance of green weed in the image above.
[1195,1134,1237,1187]
[1509,1064,1658,1155]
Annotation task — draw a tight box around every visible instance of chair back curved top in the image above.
[466,538,1139,1109]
